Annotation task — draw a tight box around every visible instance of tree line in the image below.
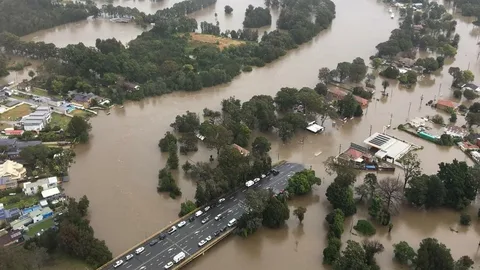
[0,0,100,37]
[243,5,271,28]
[0,0,335,105]
[0,196,112,269]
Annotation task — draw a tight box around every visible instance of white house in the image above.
[21,106,52,131]
[22,177,57,196]
[28,207,53,224]
[41,187,60,199]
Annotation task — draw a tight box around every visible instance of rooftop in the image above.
[41,187,60,199]
[232,144,250,156]
[364,133,411,161]
[436,99,456,109]
[328,88,369,107]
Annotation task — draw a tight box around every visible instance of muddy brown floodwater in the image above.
[9,0,480,268]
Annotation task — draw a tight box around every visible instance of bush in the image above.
[453,89,462,99]
[449,113,457,123]
[179,200,197,217]
[352,86,373,100]
[323,237,341,264]
[460,212,471,226]
[242,65,253,72]
[224,5,233,14]
[431,114,444,125]
[464,89,478,100]
[393,241,416,265]
[380,66,400,79]
[353,220,376,236]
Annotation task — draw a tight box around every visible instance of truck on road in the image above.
[173,252,186,263]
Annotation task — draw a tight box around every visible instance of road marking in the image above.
[126,265,132,269]
[188,225,195,229]
[187,248,192,253]
[174,233,181,238]
[219,206,224,210]
[233,199,238,202]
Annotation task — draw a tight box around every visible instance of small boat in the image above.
[106,111,111,115]
[119,105,124,109]
[388,8,392,13]
[391,13,395,19]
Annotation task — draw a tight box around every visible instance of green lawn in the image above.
[0,104,32,121]
[50,113,71,129]
[0,193,39,210]
[32,87,49,97]
[26,218,54,237]
[70,109,91,118]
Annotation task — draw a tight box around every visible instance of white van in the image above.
[245,180,254,187]
[228,218,237,227]
[173,252,186,263]
[195,210,203,217]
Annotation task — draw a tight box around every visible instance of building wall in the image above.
[23,123,44,131]
[32,214,43,223]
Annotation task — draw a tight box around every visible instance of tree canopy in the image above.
[286,169,321,195]
[243,5,271,28]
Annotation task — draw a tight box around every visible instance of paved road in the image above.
[103,162,304,270]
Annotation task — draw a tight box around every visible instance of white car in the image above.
[177,221,186,228]
[245,180,254,187]
[253,177,260,183]
[201,217,209,224]
[205,235,212,242]
[195,210,203,217]
[261,174,266,179]
[167,226,177,234]
[125,254,133,261]
[135,247,145,254]
[215,214,223,221]
[164,261,174,269]
[204,206,211,212]
[113,260,123,268]
[198,240,207,247]
[218,198,225,203]
[139,267,146,270]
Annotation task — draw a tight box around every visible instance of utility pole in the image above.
[420,94,424,107]
[438,83,442,97]
[338,144,342,155]
[389,114,393,126]
[369,125,372,136]
[407,102,412,120]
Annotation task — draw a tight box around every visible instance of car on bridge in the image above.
[245,180,254,187]
[164,261,174,269]
[177,221,186,228]
[201,217,209,224]
[195,210,203,217]
[218,198,226,203]
[125,254,133,261]
[135,247,144,255]
[198,239,207,247]
[167,226,177,234]
[113,260,123,268]
[149,239,159,246]
[215,214,223,221]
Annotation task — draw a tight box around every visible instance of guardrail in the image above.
[96,207,201,270]
[172,228,235,270]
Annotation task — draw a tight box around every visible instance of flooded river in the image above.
[7,0,480,268]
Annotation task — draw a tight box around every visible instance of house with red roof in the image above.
[327,88,369,108]
[436,99,456,111]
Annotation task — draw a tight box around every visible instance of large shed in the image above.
[363,133,411,162]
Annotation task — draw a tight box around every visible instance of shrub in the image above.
[353,220,376,236]
[224,5,233,14]
[179,200,197,217]
[453,89,462,99]
[431,114,444,125]
[464,89,478,100]
[460,212,471,226]
[449,113,457,123]
[323,237,341,264]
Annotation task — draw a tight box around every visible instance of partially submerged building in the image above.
[306,121,325,134]
[363,133,413,163]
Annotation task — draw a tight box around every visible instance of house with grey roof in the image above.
[21,107,51,131]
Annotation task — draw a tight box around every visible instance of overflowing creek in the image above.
[2,0,480,268]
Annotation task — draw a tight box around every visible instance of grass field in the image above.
[26,218,54,237]
[50,113,71,129]
[0,193,39,210]
[0,103,31,121]
[32,87,49,97]
[188,33,245,50]
[70,109,91,118]
[0,122,12,130]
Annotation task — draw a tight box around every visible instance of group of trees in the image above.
[376,2,458,58]
[405,159,479,210]
[466,102,480,126]
[448,67,475,88]
[157,133,181,198]
[243,5,271,28]
[393,238,473,270]
[414,56,444,73]
[20,144,75,177]
[0,0,100,36]
[0,0,335,105]
[285,169,321,195]
[66,115,92,143]
[0,53,8,76]
[22,196,112,268]
[453,0,480,23]
[318,57,368,84]
[236,189,290,237]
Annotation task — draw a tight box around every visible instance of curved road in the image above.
[102,162,304,270]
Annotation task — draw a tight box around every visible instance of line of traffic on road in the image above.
[106,163,303,270]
